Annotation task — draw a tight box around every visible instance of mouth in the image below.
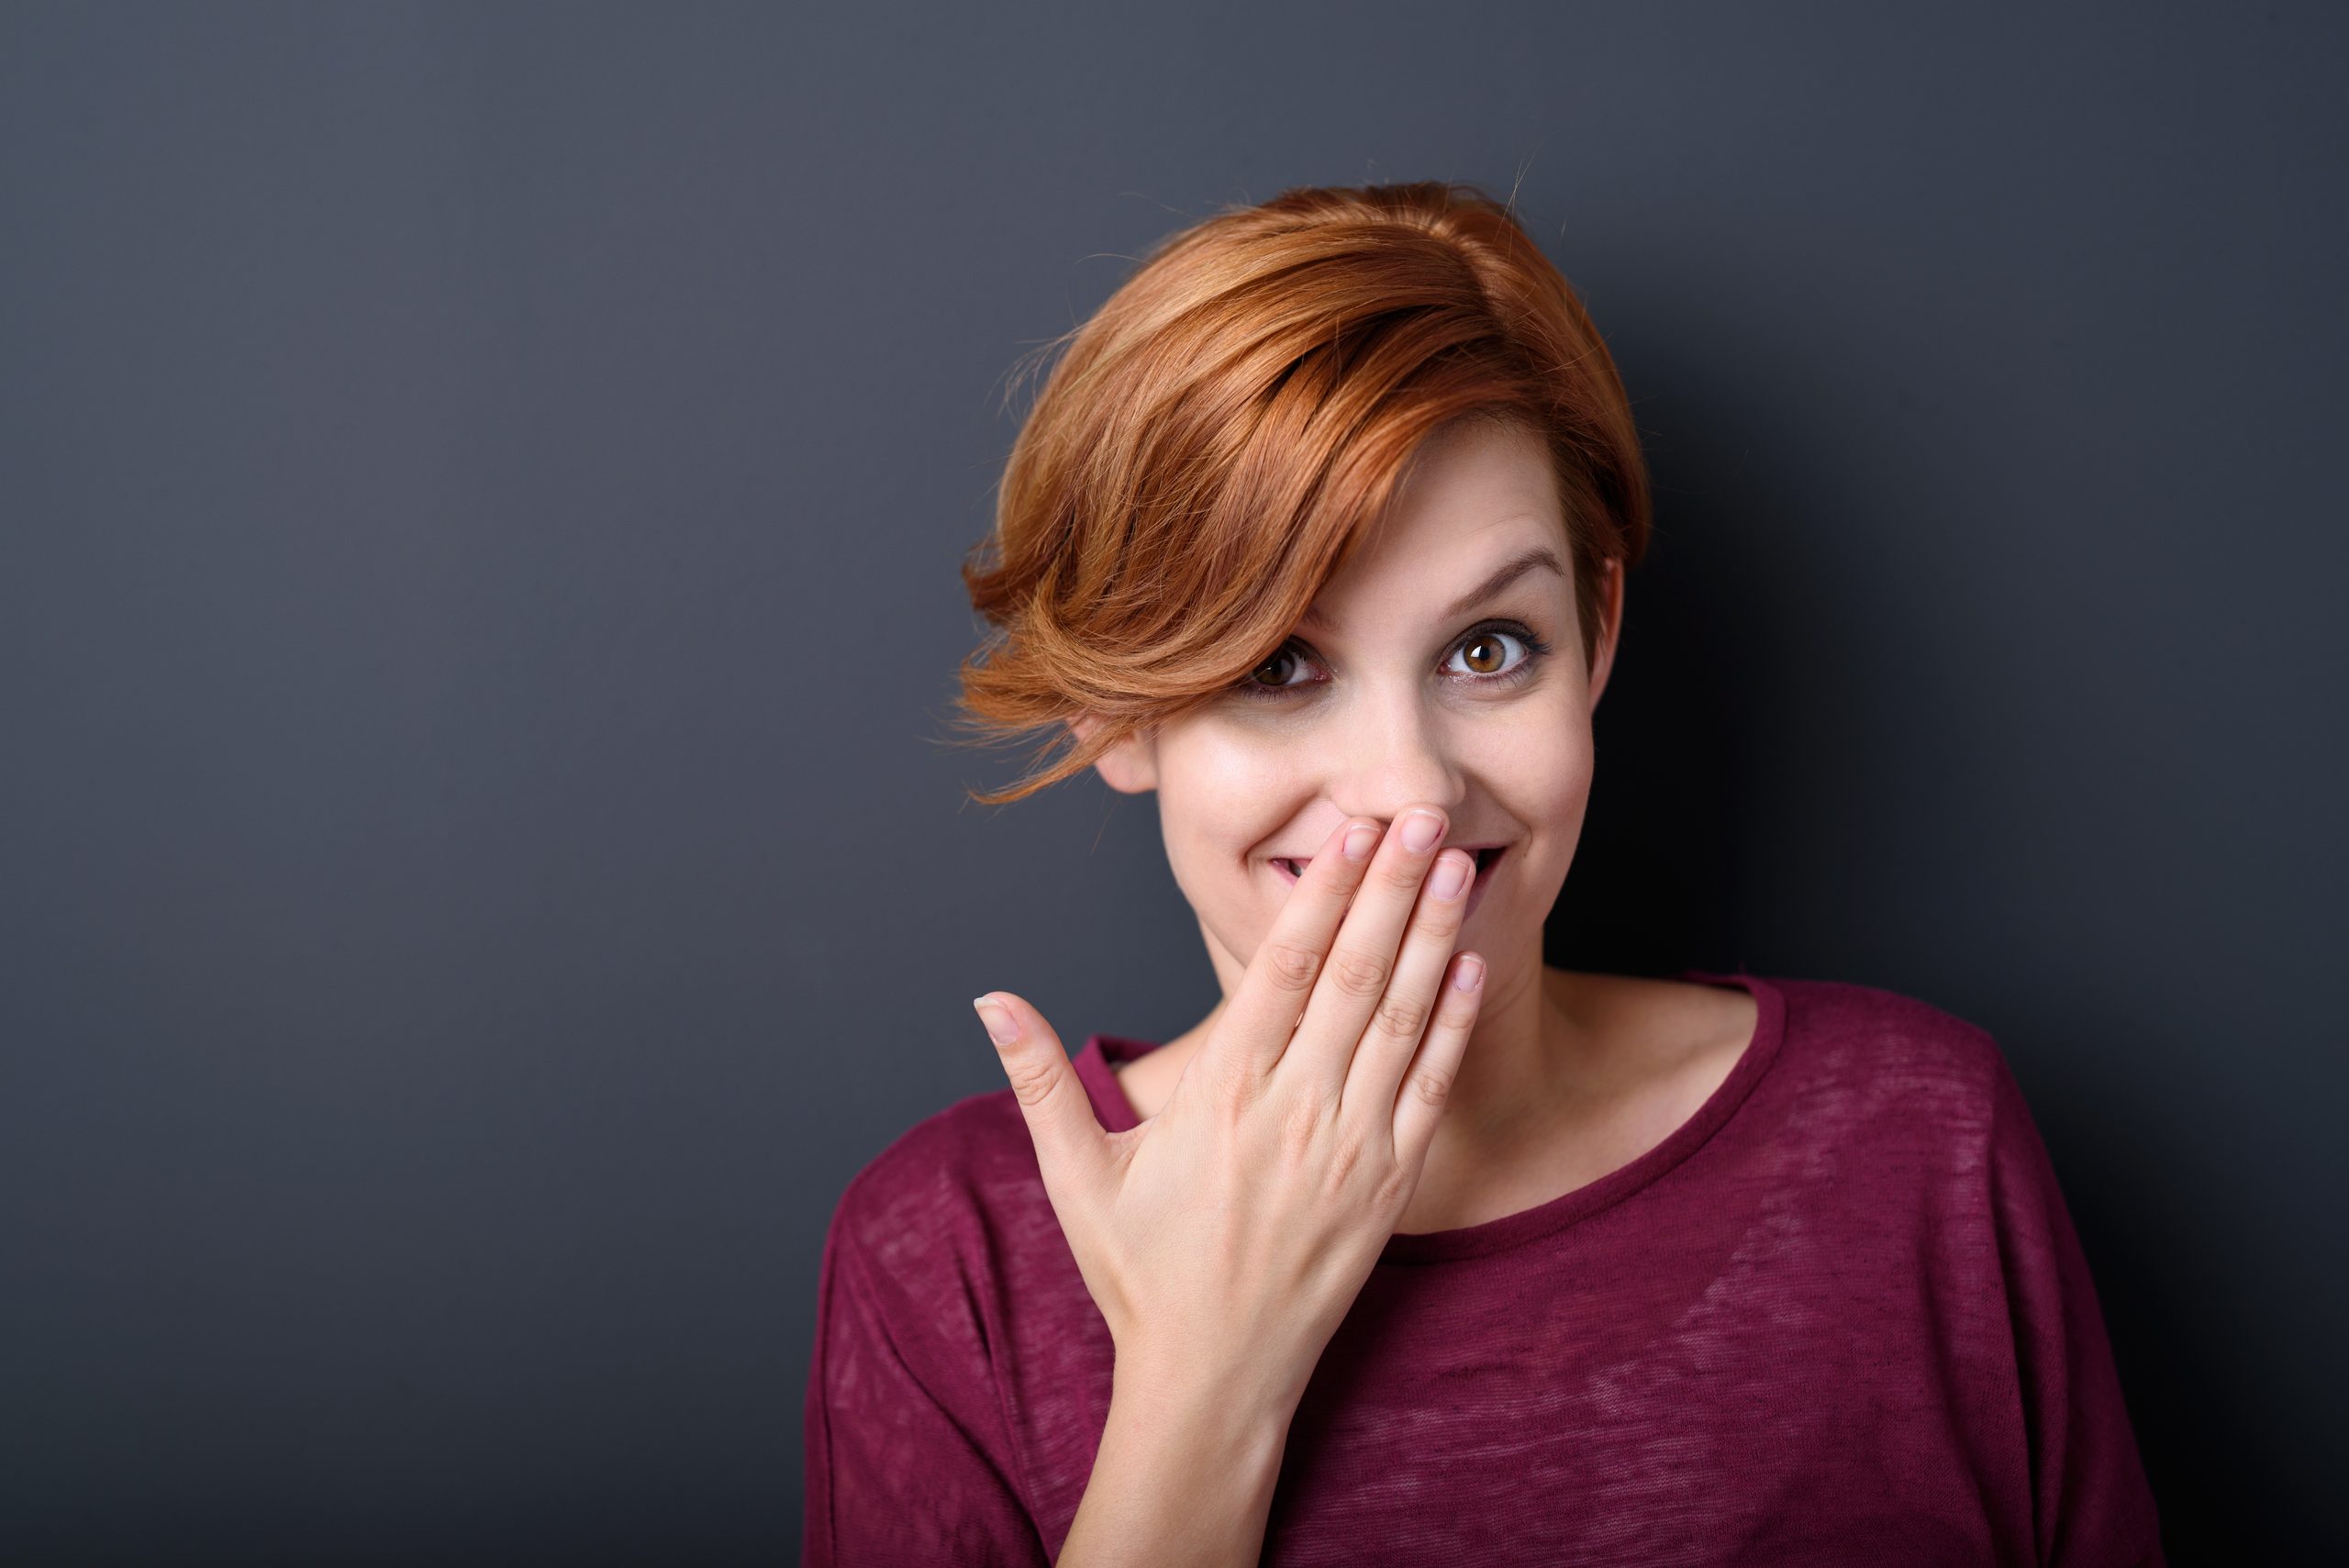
[1272,841,1509,920]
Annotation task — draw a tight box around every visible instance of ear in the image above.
[1584,557,1626,713]
[1069,711,1159,795]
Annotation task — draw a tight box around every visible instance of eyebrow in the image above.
[1299,544,1566,632]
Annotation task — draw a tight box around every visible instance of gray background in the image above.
[2,2,2339,1562]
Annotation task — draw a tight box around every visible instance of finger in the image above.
[1389,951,1485,1176]
[974,992,1110,1195]
[1198,814,1383,1088]
[1276,805,1450,1101]
[1339,843,1475,1124]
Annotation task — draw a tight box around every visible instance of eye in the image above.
[1241,643,1314,695]
[1234,619,1553,700]
[1445,625,1536,680]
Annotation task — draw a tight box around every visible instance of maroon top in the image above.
[802,970,2164,1565]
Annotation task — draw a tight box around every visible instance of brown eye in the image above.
[1459,631,1508,675]
[1442,622,1548,685]
[1245,646,1305,691]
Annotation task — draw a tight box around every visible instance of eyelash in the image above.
[1234,619,1554,701]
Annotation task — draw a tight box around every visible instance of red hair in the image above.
[950,181,1653,806]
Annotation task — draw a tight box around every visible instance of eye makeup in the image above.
[1233,617,1553,701]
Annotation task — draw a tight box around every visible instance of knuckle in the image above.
[1261,939,1323,993]
[1002,1053,1060,1109]
[1412,898,1465,939]
[1327,946,1391,998]
[1274,1086,1330,1151]
[1379,857,1427,894]
[1409,1062,1456,1109]
[1374,991,1431,1041]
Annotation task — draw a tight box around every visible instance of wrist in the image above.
[1063,1355,1296,1568]
[1109,1349,1301,1446]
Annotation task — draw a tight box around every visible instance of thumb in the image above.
[973,992,1110,1192]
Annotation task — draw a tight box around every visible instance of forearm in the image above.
[1054,1359,1296,1568]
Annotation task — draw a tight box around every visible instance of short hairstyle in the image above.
[949,181,1653,806]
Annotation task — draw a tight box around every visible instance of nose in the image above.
[1323,686,1467,831]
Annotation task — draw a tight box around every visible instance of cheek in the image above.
[1481,718,1594,900]
[1486,705,1593,823]
[1152,732,1296,899]
[1538,737,1595,822]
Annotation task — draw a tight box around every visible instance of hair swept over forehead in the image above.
[950,181,1650,806]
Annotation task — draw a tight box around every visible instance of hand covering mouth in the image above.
[1272,842,1507,884]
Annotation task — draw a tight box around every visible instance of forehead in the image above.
[1308,420,1565,617]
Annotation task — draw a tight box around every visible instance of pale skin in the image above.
[971,417,1757,1566]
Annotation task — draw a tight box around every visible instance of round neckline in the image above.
[1069,967,1787,1266]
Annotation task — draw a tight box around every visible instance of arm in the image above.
[974,809,1486,1565]
[1986,1061,2166,1566]
[807,1188,1294,1568]
[1054,1358,1294,1568]
[803,1200,1048,1568]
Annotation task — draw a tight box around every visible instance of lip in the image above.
[1272,841,1509,920]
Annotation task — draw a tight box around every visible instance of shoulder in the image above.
[823,1083,1040,1277]
[1769,972,2008,1074]
[1758,972,2021,1140]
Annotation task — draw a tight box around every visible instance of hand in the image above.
[972,806,1486,1417]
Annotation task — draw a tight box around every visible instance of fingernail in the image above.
[1342,823,1379,861]
[972,996,1019,1046]
[1400,810,1444,853]
[1453,955,1485,991]
[1428,851,1471,899]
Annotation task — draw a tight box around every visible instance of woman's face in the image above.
[1096,417,1622,998]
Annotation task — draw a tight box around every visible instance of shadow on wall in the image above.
[1542,284,2254,1553]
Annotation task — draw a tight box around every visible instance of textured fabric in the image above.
[801,970,2164,1566]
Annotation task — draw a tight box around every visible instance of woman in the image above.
[802,183,2163,1566]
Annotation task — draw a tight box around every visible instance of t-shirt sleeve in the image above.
[1985,1057,2166,1566]
[801,1183,1049,1568]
